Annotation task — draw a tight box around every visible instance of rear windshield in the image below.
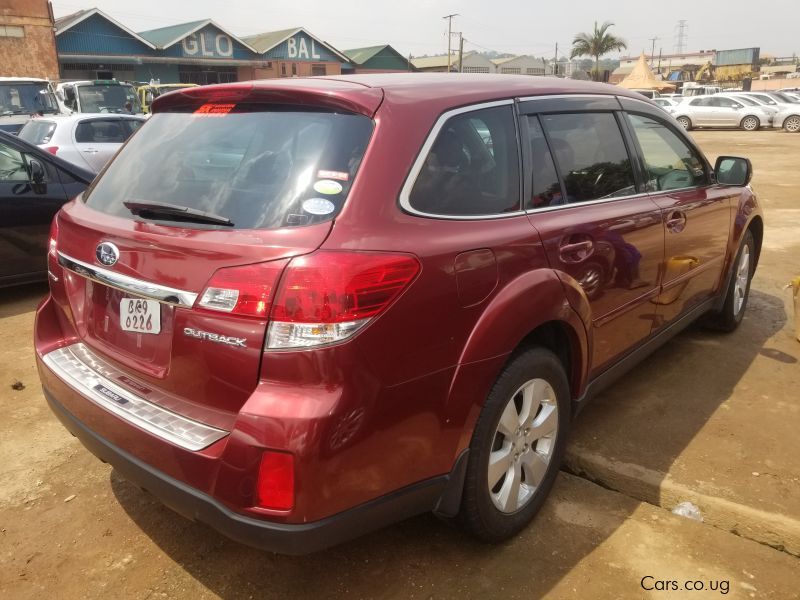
[18,119,57,144]
[84,105,374,230]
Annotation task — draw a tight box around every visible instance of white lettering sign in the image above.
[285,36,322,60]
[182,32,234,58]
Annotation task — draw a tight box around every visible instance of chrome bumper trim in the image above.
[57,252,198,308]
[42,343,228,451]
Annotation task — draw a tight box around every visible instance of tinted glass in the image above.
[714,97,740,108]
[0,142,28,181]
[750,94,775,105]
[540,113,635,203]
[84,106,374,230]
[125,119,143,136]
[733,95,758,106]
[689,98,709,106]
[525,116,562,209]
[76,119,128,143]
[409,105,520,216]
[628,114,706,191]
[76,84,141,113]
[18,120,57,144]
[0,82,59,115]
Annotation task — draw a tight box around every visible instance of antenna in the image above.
[675,20,688,55]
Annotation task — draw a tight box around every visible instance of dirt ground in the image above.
[1,129,799,599]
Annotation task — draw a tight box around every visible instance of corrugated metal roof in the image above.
[138,20,209,48]
[490,56,517,66]
[411,52,477,69]
[343,45,387,65]
[241,28,302,53]
[716,47,760,66]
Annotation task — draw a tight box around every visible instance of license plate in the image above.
[120,298,161,334]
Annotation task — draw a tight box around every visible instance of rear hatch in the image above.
[51,83,379,426]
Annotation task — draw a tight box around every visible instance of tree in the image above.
[570,21,627,81]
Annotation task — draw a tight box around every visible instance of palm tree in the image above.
[571,21,627,81]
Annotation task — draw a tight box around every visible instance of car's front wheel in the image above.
[676,116,692,130]
[741,115,760,131]
[458,347,570,542]
[705,230,755,332]
[784,115,800,133]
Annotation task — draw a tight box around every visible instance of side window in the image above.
[408,105,521,216]
[539,112,636,203]
[627,114,707,192]
[76,120,127,144]
[525,116,563,209]
[124,119,143,139]
[0,141,29,181]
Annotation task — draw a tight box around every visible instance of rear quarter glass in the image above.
[18,120,57,145]
[82,104,374,230]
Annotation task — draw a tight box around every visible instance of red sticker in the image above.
[193,103,236,116]
[317,170,349,181]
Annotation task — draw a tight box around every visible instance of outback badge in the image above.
[183,327,246,348]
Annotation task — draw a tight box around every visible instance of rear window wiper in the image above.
[123,200,234,227]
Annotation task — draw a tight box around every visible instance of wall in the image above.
[247,61,341,79]
[0,0,59,79]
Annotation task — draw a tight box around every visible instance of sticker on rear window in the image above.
[193,103,236,116]
[313,180,343,195]
[317,170,349,181]
[302,198,336,215]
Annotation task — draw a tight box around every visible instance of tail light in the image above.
[195,260,288,318]
[48,215,58,257]
[43,146,59,155]
[266,251,420,349]
[255,451,294,511]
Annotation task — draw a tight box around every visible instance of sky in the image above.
[51,0,797,59]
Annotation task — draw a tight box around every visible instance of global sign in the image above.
[181,32,234,58]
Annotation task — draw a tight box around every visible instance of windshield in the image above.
[77,84,141,113]
[84,105,374,230]
[771,92,800,104]
[0,82,59,116]
[733,96,758,106]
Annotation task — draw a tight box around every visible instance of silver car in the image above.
[673,94,772,131]
[17,114,144,173]
[653,97,679,113]
[773,106,800,132]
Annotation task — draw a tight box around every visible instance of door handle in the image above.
[558,238,594,263]
[560,240,593,254]
[665,211,687,233]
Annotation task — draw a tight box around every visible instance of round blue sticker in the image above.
[302,198,336,215]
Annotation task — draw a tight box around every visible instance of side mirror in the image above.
[715,156,752,186]
[29,158,47,194]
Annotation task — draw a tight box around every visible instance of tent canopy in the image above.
[618,52,676,91]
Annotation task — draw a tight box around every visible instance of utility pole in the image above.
[648,37,659,66]
[658,48,662,75]
[443,13,459,72]
[458,34,464,72]
[553,42,558,76]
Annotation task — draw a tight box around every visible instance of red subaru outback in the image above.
[35,75,762,554]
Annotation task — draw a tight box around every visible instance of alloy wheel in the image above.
[742,116,759,131]
[785,116,800,133]
[733,244,750,315]
[488,378,558,513]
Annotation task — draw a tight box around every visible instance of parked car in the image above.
[36,75,762,554]
[18,114,145,174]
[653,97,679,112]
[55,80,143,115]
[673,94,772,130]
[136,82,198,114]
[631,89,660,99]
[0,130,92,288]
[722,93,780,116]
[773,106,800,132]
[0,77,61,134]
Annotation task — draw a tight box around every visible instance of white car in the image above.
[653,98,679,113]
[722,94,780,116]
[17,114,144,173]
[673,94,773,131]
[773,106,800,132]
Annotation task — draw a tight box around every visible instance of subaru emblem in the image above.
[96,242,120,266]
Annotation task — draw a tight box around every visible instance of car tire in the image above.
[741,115,760,131]
[458,346,570,542]
[704,230,755,332]
[676,116,692,130]
[784,115,800,133]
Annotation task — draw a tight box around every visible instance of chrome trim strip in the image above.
[524,191,655,214]
[398,99,522,221]
[516,93,620,103]
[42,343,228,451]
[57,252,198,308]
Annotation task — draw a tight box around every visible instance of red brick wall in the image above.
[0,0,59,79]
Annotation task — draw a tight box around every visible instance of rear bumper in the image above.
[44,387,451,555]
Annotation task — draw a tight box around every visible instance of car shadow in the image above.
[108,288,789,598]
[0,281,48,319]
